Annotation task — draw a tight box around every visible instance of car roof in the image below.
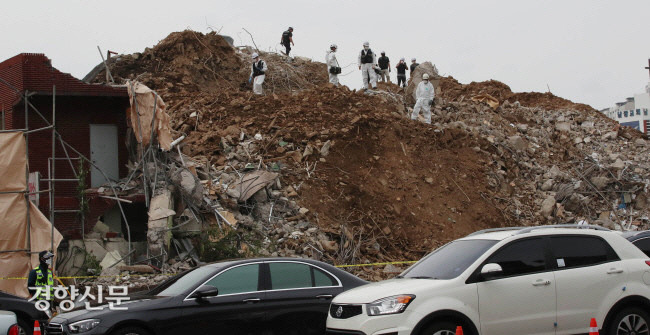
[202,257,337,269]
[460,225,616,241]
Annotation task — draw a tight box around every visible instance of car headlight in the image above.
[367,294,415,316]
[68,319,101,333]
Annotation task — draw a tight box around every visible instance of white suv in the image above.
[326,225,650,335]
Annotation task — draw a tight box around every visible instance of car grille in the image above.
[329,304,363,319]
[46,322,64,335]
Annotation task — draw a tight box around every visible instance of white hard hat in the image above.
[422,73,430,80]
[330,44,337,49]
[252,52,259,59]
[363,41,369,47]
[411,58,416,62]
[381,51,385,54]
[400,57,405,61]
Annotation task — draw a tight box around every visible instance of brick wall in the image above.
[11,95,130,238]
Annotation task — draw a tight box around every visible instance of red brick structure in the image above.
[0,53,132,239]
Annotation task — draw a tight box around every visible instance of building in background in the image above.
[601,83,650,133]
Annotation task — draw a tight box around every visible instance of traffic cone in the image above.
[589,318,599,335]
[33,320,42,335]
[455,326,463,335]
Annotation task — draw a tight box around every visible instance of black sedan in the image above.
[624,230,650,256]
[47,258,367,335]
[0,291,50,335]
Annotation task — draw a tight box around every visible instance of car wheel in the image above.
[607,307,650,335]
[421,321,459,335]
[17,318,32,335]
[111,326,152,335]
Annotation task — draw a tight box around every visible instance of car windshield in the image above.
[152,266,219,297]
[401,239,498,280]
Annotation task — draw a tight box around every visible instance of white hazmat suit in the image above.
[358,49,377,89]
[326,50,339,86]
[250,59,268,95]
[411,80,435,124]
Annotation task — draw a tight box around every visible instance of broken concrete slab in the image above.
[99,250,125,270]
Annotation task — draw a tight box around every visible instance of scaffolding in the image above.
[0,78,133,264]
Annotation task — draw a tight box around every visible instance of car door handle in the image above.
[532,279,551,286]
[316,294,333,299]
[607,268,624,274]
[243,298,261,303]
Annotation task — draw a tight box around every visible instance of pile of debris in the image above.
[83,30,649,284]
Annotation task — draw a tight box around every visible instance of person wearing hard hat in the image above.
[396,58,408,88]
[249,53,268,95]
[411,73,434,124]
[377,51,391,83]
[358,42,378,90]
[410,58,419,77]
[326,44,341,86]
[28,251,55,303]
[280,27,294,56]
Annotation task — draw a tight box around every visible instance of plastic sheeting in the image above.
[0,132,63,298]
[126,81,173,151]
[0,132,27,191]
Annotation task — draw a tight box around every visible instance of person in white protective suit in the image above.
[249,53,268,95]
[357,41,377,90]
[411,73,435,124]
[326,44,340,86]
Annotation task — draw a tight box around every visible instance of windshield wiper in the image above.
[409,276,434,279]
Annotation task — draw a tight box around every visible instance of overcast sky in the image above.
[1,0,649,110]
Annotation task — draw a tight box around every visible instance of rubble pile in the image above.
[87,30,649,283]
[439,76,596,112]
[427,96,649,230]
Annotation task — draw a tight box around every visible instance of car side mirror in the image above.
[480,263,503,280]
[190,285,219,300]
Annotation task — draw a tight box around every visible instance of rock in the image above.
[546,165,563,179]
[581,121,594,129]
[252,189,268,203]
[178,169,196,194]
[226,188,241,199]
[383,264,401,274]
[541,196,556,217]
[590,176,610,190]
[382,226,391,235]
[594,218,617,230]
[320,140,332,157]
[540,179,554,191]
[507,135,527,151]
[425,177,434,184]
[302,145,314,158]
[635,138,646,147]
[320,240,338,252]
[610,159,625,170]
[602,131,618,140]
[298,207,309,215]
[555,122,571,132]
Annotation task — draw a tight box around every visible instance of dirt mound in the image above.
[176,85,504,263]
[439,76,596,112]
[92,30,328,96]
